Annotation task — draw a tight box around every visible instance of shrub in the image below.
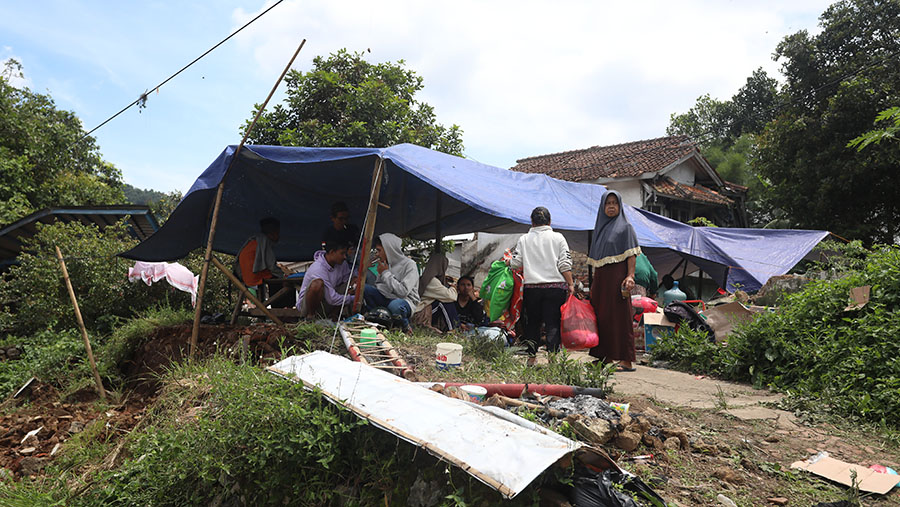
[654,245,900,427]
[0,219,235,337]
[651,326,722,375]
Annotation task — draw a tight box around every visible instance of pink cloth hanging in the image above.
[128,261,199,306]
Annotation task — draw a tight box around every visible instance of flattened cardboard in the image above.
[642,311,675,327]
[704,302,756,342]
[843,286,871,312]
[791,455,900,495]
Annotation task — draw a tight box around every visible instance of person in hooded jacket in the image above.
[363,233,420,331]
[587,191,641,371]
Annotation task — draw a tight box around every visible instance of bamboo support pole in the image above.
[55,246,106,402]
[352,158,385,314]
[190,39,306,357]
[210,256,284,326]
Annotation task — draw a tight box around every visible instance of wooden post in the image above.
[55,246,106,402]
[587,230,593,288]
[210,256,284,326]
[435,190,443,253]
[190,39,306,357]
[352,158,386,314]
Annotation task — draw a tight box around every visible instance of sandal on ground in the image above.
[616,366,636,372]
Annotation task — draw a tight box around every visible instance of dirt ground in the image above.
[2,323,899,505]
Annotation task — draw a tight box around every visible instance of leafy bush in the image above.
[70,358,525,506]
[0,220,235,337]
[651,326,722,374]
[653,245,900,427]
[0,328,85,397]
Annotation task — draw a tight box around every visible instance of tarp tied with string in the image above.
[121,143,828,292]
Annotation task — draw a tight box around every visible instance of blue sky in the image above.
[2,0,834,194]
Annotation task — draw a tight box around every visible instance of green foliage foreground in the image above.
[652,244,900,427]
[8,357,541,506]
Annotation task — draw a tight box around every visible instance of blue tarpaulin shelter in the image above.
[122,144,828,292]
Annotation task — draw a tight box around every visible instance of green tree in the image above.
[755,0,900,243]
[848,106,900,150]
[245,50,464,155]
[0,59,124,226]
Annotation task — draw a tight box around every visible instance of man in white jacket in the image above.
[509,207,574,358]
[363,233,420,331]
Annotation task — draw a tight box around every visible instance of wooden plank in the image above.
[352,158,385,313]
[210,256,285,326]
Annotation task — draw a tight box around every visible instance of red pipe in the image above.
[429,383,606,399]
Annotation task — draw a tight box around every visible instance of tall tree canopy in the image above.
[0,59,124,226]
[669,0,900,241]
[245,50,464,155]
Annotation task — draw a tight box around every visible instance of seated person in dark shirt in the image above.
[322,202,361,253]
[453,276,486,330]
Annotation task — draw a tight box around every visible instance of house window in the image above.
[646,204,662,215]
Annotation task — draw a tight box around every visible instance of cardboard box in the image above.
[791,455,900,495]
[642,311,675,351]
[844,286,871,311]
[704,301,756,342]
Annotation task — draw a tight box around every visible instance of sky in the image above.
[1,0,834,194]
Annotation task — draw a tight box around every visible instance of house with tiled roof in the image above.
[511,136,748,226]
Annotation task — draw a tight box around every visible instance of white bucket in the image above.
[460,385,487,403]
[435,342,463,370]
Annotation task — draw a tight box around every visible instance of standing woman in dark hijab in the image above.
[588,191,641,371]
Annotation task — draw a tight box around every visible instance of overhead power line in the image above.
[78,0,287,143]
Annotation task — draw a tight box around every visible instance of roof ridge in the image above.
[513,135,693,165]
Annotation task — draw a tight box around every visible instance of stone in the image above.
[642,434,665,450]
[408,474,443,507]
[764,435,780,443]
[571,417,616,445]
[664,437,682,451]
[767,498,789,505]
[691,439,718,455]
[68,421,85,434]
[618,413,632,428]
[19,457,45,476]
[713,467,744,485]
[614,430,641,452]
[753,274,810,306]
[6,347,21,360]
[662,428,690,450]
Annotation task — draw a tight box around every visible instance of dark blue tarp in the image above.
[121,144,828,292]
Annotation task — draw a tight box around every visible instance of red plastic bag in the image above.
[560,295,599,350]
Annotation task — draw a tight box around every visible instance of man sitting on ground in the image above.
[296,240,354,319]
[454,275,486,330]
[363,233,420,332]
[322,202,361,252]
[236,217,283,297]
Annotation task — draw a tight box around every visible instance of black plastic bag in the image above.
[571,468,666,507]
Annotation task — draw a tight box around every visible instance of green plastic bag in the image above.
[481,260,515,322]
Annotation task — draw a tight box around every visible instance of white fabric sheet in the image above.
[127,261,199,306]
[269,351,581,498]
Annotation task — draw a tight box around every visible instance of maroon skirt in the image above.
[589,261,635,362]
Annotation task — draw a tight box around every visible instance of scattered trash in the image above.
[843,285,871,312]
[13,377,36,399]
[869,464,900,489]
[609,402,630,415]
[549,395,619,420]
[791,451,900,494]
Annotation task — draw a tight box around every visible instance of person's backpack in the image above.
[663,301,715,342]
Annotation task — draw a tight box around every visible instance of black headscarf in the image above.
[588,190,641,267]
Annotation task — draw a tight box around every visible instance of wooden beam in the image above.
[190,39,306,356]
[210,255,284,326]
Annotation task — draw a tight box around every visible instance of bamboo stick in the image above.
[352,158,385,313]
[190,39,306,356]
[54,246,106,402]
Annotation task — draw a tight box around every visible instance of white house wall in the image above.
[604,180,644,207]
[665,162,696,186]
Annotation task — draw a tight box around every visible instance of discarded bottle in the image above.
[663,281,687,307]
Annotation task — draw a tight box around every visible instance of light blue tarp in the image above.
[121,143,828,292]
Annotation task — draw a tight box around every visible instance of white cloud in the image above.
[1,47,32,89]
